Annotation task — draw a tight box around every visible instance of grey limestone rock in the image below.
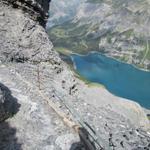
[0,0,149,149]
[3,0,51,27]
[0,0,60,64]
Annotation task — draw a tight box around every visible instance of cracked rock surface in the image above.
[0,0,150,150]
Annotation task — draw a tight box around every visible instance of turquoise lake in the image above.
[71,52,150,109]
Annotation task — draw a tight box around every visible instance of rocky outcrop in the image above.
[0,0,150,149]
[0,1,80,149]
[0,0,60,63]
[3,0,51,27]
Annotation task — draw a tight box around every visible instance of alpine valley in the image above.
[47,0,150,70]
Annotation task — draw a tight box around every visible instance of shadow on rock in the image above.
[0,122,22,150]
[70,127,97,150]
[0,82,21,121]
[0,82,22,149]
[70,141,85,150]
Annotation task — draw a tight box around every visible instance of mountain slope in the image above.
[0,0,150,149]
[48,0,150,70]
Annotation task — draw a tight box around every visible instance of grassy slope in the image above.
[47,21,100,54]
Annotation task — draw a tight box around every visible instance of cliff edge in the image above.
[0,0,150,149]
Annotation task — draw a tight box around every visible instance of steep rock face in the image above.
[0,0,150,149]
[4,0,51,26]
[0,0,60,63]
[0,1,80,149]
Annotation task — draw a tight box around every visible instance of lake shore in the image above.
[71,52,150,109]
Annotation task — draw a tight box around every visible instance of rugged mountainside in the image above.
[3,0,51,27]
[0,0,80,149]
[0,0,150,149]
[47,0,84,28]
[48,0,150,70]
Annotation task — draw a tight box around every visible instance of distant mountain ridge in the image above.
[47,0,84,28]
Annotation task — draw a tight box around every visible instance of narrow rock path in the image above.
[0,64,80,150]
